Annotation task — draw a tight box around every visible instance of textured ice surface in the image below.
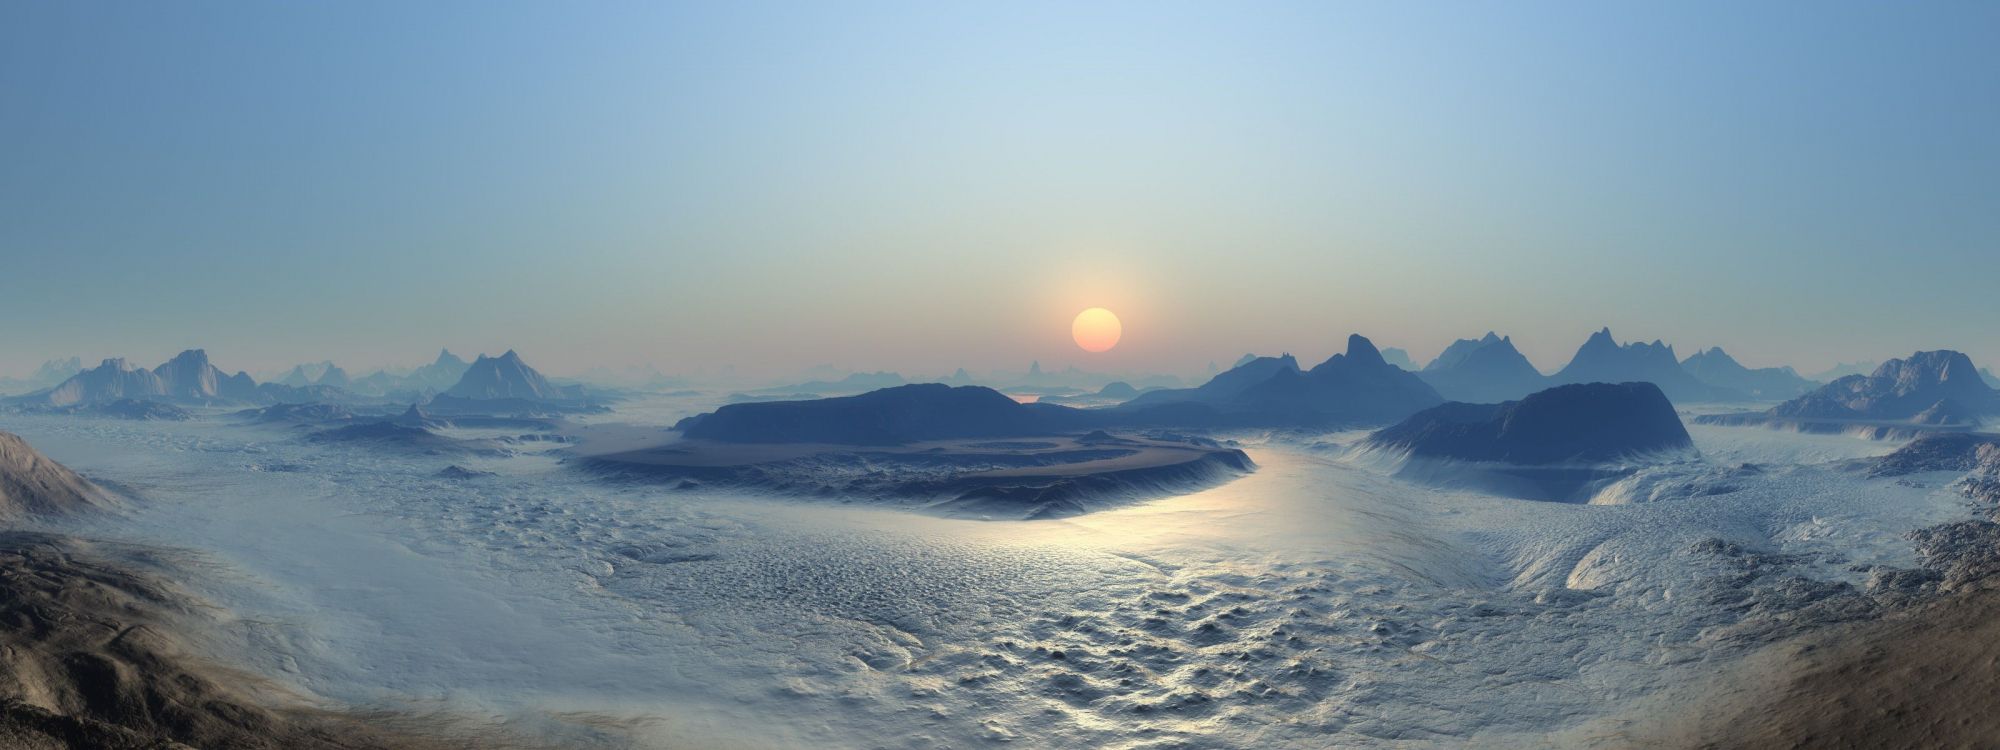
[0,400,1968,748]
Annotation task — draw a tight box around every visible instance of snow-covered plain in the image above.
[0,399,1969,748]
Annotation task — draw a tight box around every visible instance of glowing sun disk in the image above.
[1072,308,1122,353]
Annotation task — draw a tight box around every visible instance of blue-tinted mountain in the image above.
[1766,351,2000,423]
[1418,332,1549,403]
[444,350,561,401]
[1229,335,1444,424]
[1096,381,1139,400]
[1551,328,1741,402]
[1379,347,1417,371]
[1366,382,1692,465]
[1810,361,1880,382]
[1121,336,1441,426]
[405,349,472,391]
[678,384,1085,444]
[1984,367,2000,389]
[315,364,352,390]
[1123,354,1301,408]
[1680,347,1818,401]
[752,371,908,397]
[279,361,358,390]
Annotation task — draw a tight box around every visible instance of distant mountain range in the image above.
[680,337,1445,440]
[1549,328,1744,403]
[24,351,270,407]
[8,347,578,411]
[1418,332,1549,403]
[1398,328,1815,405]
[1696,350,2000,434]
[1110,335,1445,427]
[1378,347,1417,371]
[0,358,83,396]
[1810,361,1881,382]
[444,350,569,401]
[1679,347,1818,401]
[277,349,471,397]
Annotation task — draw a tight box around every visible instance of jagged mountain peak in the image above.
[1343,334,1384,367]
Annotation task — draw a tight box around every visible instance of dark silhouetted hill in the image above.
[1366,382,1692,465]
[678,384,1086,444]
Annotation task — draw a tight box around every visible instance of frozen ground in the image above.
[0,397,1969,748]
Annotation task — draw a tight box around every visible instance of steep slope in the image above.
[1418,332,1549,403]
[1680,347,1818,401]
[0,431,111,521]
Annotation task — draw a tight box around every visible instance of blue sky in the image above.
[3,2,1996,377]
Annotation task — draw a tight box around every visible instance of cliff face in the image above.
[1366,382,1693,465]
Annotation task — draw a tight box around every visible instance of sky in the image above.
[3,1,1997,379]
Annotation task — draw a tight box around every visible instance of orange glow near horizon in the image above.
[1072,308,1122,353]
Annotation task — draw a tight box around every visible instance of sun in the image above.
[1072,307,1122,353]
